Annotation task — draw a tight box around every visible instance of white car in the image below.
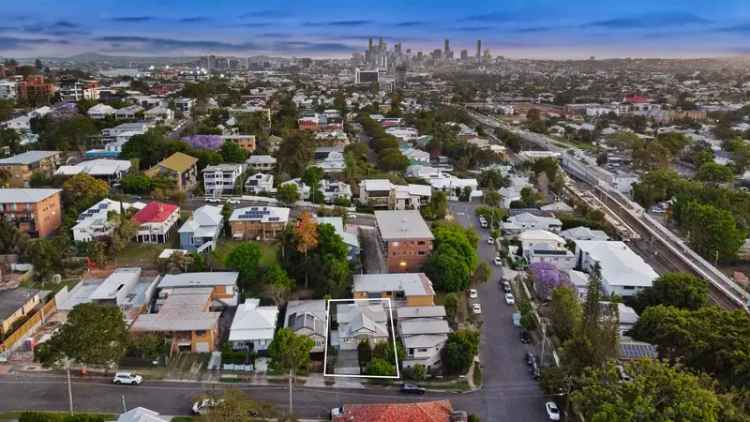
[192,398,224,415]
[493,256,503,266]
[226,198,240,205]
[112,372,142,385]
[487,237,495,245]
[504,293,515,305]
[545,401,560,421]
[205,197,221,204]
[468,289,478,299]
[472,303,482,314]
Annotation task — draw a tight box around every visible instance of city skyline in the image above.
[2,0,750,59]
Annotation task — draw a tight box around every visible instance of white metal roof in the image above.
[374,210,434,241]
[0,188,60,204]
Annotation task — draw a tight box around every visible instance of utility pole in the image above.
[121,395,127,413]
[288,368,294,416]
[66,360,73,415]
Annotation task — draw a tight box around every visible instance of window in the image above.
[418,251,425,255]
[417,241,425,245]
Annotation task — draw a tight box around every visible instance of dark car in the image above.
[526,351,536,366]
[530,362,541,380]
[520,330,531,344]
[400,383,426,395]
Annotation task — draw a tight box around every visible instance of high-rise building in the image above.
[460,49,468,61]
[476,40,482,60]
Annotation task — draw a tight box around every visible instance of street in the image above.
[449,201,550,421]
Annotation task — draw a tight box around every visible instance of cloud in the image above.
[257,32,295,38]
[304,20,373,27]
[94,36,259,52]
[583,12,709,29]
[0,36,68,50]
[461,12,518,22]
[715,23,750,33]
[18,20,89,36]
[454,26,493,32]
[178,17,210,23]
[515,26,555,33]
[394,21,426,27]
[240,10,292,19]
[53,20,79,28]
[110,16,156,23]
[271,40,358,53]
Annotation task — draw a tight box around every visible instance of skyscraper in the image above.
[460,49,468,61]
[476,40,482,60]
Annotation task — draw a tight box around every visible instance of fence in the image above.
[0,290,61,353]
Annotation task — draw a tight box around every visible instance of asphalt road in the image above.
[449,201,550,421]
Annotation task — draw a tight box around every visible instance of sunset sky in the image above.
[3,0,750,58]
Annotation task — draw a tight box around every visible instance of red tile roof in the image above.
[334,400,453,422]
[133,201,178,224]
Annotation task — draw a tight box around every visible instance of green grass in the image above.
[112,243,169,268]
[473,364,483,387]
[0,411,116,421]
[212,240,279,268]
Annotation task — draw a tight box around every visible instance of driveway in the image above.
[359,226,387,274]
[449,201,550,421]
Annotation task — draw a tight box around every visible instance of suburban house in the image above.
[374,210,434,273]
[560,226,610,242]
[246,155,277,171]
[178,205,223,252]
[72,198,143,242]
[574,240,658,297]
[202,163,245,196]
[144,152,198,192]
[320,179,352,204]
[131,287,221,353]
[313,147,346,173]
[358,179,431,210]
[229,206,289,241]
[517,230,576,271]
[353,273,436,307]
[332,400,457,422]
[116,407,169,422]
[317,217,360,261]
[99,122,151,155]
[397,305,451,370]
[115,105,143,120]
[284,300,327,354]
[223,134,257,153]
[144,106,174,123]
[132,201,180,244]
[502,212,563,235]
[174,97,195,113]
[280,178,310,200]
[155,272,239,309]
[0,150,61,187]
[245,172,275,195]
[0,188,62,238]
[334,301,389,351]
[87,103,116,119]
[0,287,42,336]
[228,298,279,352]
[55,159,132,183]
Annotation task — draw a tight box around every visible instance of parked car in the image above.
[112,372,142,385]
[468,289,478,299]
[226,198,240,205]
[503,281,512,293]
[400,383,426,395]
[504,293,515,305]
[520,330,531,344]
[526,352,536,366]
[530,361,541,380]
[205,197,221,204]
[472,303,482,314]
[616,364,632,382]
[331,407,344,418]
[192,398,224,415]
[487,237,495,245]
[493,256,503,266]
[545,401,561,421]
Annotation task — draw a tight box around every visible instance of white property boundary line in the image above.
[323,298,401,379]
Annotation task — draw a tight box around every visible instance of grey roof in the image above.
[132,288,220,332]
[397,306,446,320]
[399,319,451,336]
[0,287,40,321]
[0,150,59,165]
[285,300,327,339]
[374,210,434,241]
[89,267,141,301]
[0,188,61,204]
[402,334,448,349]
[353,273,435,297]
[158,272,238,289]
[618,341,658,360]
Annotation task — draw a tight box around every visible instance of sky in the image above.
[3,0,750,59]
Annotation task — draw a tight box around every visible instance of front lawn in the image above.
[212,240,279,269]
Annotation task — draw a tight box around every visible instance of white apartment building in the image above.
[202,163,245,196]
[72,199,143,242]
[244,172,275,195]
[0,80,17,100]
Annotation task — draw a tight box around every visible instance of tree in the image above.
[631,272,709,314]
[443,292,459,323]
[571,360,723,422]
[294,212,319,289]
[421,190,448,220]
[0,219,29,256]
[442,329,480,375]
[36,303,128,369]
[302,167,324,204]
[267,328,315,416]
[697,162,735,184]
[425,246,471,292]
[220,141,247,163]
[549,287,581,343]
[225,243,262,292]
[62,173,109,212]
[277,130,314,178]
[357,339,372,370]
[275,182,300,205]
[473,261,491,284]
[478,169,508,189]
[29,238,66,282]
[120,174,153,194]
[674,199,745,263]
[263,263,294,305]
[366,358,396,376]
[483,190,502,208]
[203,389,278,422]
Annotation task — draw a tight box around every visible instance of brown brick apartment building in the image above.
[0,151,61,188]
[0,188,62,238]
[375,210,434,273]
